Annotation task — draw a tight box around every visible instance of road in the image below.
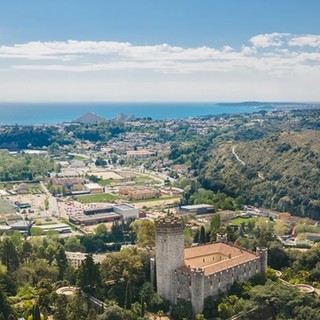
[40,181,60,217]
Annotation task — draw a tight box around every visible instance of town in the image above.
[0,108,319,319]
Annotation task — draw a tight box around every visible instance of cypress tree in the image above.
[199,226,206,244]
[32,304,41,320]
[125,281,132,309]
[140,295,145,317]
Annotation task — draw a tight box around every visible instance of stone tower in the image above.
[155,216,185,303]
[216,233,228,243]
[256,247,268,273]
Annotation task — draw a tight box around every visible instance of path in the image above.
[232,146,246,166]
[232,146,265,181]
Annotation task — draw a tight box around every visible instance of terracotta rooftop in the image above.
[183,242,258,275]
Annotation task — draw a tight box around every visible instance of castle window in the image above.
[189,280,191,286]
[229,254,231,259]
[212,257,214,261]
[203,258,205,263]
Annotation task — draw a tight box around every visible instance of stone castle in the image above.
[154,216,267,313]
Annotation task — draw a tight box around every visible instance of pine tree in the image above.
[77,254,101,295]
[0,237,20,271]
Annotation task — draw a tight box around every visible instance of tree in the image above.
[0,237,19,271]
[32,304,41,320]
[44,197,49,211]
[199,226,206,244]
[64,236,85,252]
[20,241,33,263]
[249,280,308,320]
[77,254,101,295]
[210,214,221,231]
[274,220,287,236]
[87,309,98,320]
[171,299,193,320]
[124,281,132,309]
[267,242,290,270]
[0,288,13,319]
[130,220,155,247]
[98,305,124,320]
[53,295,67,320]
[140,295,146,317]
[55,246,68,280]
[101,248,146,286]
[67,289,88,320]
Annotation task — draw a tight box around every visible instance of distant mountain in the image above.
[114,113,136,122]
[74,112,105,124]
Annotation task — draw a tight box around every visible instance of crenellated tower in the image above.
[256,247,268,273]
[155,216,185,303]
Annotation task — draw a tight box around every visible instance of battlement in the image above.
[156,216,183,234]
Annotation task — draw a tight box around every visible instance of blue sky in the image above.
[0,0,320,102]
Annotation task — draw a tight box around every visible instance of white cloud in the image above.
[0,33,320,101]
[249,33,289,48]
[288,35,320,47]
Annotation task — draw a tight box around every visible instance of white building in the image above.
[112,203,139,219]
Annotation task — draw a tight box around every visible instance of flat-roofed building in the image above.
[37,223,72,234]
[84,183,104,194]
[112,203,139,219]
[119,186,160,200]
[179,204,215,215]
[70,212,121,226]
[127,150,155,158]
[66,251,107,269]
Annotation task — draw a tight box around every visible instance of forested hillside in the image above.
[199,130,320,218]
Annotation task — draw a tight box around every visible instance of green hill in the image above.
[199,130,320,219]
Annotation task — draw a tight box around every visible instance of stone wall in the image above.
[175,256,263,313]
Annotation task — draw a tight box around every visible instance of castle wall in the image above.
[175,256,263,314]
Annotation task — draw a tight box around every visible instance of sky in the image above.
[0,0,320,102]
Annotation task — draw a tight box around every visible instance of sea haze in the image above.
[0,102,279,125]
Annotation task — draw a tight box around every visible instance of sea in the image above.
[0,102,274,125]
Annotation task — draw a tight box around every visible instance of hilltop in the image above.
[199,130,320,218]
[74,112,105,124]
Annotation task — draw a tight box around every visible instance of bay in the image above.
[0,102,268,125]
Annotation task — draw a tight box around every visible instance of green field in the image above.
[229,217,259,226]
[133,175,159,185]
[98,179,113,186]
[75,193,118,203]
[0,197,16,215]
[130,195,180,203]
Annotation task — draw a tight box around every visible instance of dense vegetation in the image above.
[199,130,320,218]
[0,150,54,181]
[168,109,320,219]
[2,218,320,320]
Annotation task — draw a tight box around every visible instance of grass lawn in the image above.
[75,193,118,203]
[133,175,159,185]
[230,217,259,226]
[0,197,16,215]
[130,195,180,203]
[98,179,113,186]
